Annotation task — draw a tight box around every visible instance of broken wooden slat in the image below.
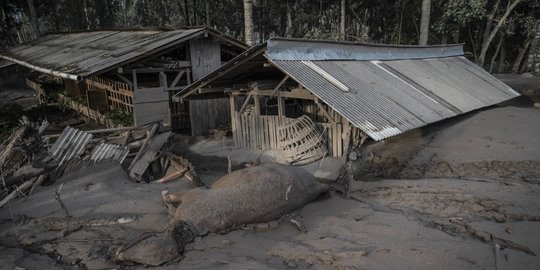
[156,168,188,183]
[128,123,159,171]
[0,179,35,208]
[129,131,172,182]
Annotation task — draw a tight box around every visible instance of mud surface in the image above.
[1,105,539,269]
[351,106,540,182]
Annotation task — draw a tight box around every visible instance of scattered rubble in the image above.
[0,119,198,209]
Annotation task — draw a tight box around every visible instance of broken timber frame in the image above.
[228,79,352,157]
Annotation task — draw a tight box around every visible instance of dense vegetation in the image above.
[0,0,538,72]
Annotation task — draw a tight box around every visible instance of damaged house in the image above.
[0,27,247,133]
[175,38,520,163]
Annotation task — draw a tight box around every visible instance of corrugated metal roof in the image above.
[267,39,464,61]
[49,126,93,165]
[0,27,246,79]
[271,57,519,140]
[90,142,129,164]
[177,38,520,141]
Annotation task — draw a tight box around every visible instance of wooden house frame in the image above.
[175,38,519,158]
[1,27,247,133]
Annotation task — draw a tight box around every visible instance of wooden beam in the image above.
[170,70,186,88]
[315,98,335,124]
[249,89,316,100]
[178,47,267,101]
[115,73,134,88]
[270,75,290,96]
[132,69,138,91]
[159,71,167,89]
[277,94,284,118]
[238,94,253,114]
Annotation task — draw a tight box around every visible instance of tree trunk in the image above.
[184,0,190,26]
[285,0,293,38]
[419,0,430,45]
[193,0,198,25]
[481,0,501,55]
[82,0,91,30]
[124,0,128,28]
[512,39,531,73]
[205,0,210,26]
[498,38,506,73]
[26,0,39,37]
[478,0,523,66]
[243,0,254,46]
[489,34,503,73]
[340,0,346,41]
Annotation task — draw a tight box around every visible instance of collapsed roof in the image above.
[176,38,520,141]
[0,27,246,81]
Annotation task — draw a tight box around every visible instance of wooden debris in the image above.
[0,179,35,208]
[449,218,536,256]
[156,168,188,184]
[277,115,327,165]
[129,131,172,182]
[54,183,71,217]
[128,123,159,171]
[289,218,307,233]
[29,172,48,195]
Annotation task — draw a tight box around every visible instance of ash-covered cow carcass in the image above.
[115,163,328,266]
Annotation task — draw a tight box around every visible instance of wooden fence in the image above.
[233,114,288,150]
[85,77,134,113]
[232,111,348,157]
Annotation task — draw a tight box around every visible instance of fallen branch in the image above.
[54,183,71,217]
[289,218,307,233]
[28,172,48,195]
[0,179,35,208]
[450,218,536,256]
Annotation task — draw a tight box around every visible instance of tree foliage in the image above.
[0,0,538,72]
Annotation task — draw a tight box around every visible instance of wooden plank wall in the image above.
[133,87,169,126]
[189,36,221,80]
[189,98,231,136]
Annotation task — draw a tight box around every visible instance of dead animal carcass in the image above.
[116,163,328,265]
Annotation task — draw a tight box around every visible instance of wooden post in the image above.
[229,95,237,146]
[277,94,285,118]
[132,69,138,92]
[253,93,262,149]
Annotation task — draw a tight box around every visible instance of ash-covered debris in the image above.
[1,120,195,208]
